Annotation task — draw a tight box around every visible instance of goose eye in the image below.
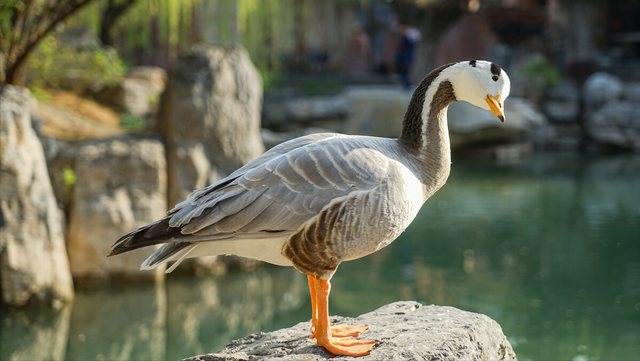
[492,75,499,82]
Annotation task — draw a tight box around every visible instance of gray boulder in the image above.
[261,127,331,150]
[583,72,624,111]
[183,301,516,361]
[587,100,640,150]
[624,82,640,103]
[343,87,411,138]
[0,85,74,307]
[448,97,547,148]
[543,81,580,123]
[97,66,167,118]
[158,45,264,207]
[65,136,167,284]
[262,94,349,130]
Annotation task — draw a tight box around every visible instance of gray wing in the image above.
[169,135,390,237]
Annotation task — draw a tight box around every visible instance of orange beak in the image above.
[486,94,505,123]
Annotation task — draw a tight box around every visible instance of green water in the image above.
[2,152,639,361]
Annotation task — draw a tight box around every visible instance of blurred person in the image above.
[345,23,372,77]
[395,24,421,89]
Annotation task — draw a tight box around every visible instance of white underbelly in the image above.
[188,237,293,267]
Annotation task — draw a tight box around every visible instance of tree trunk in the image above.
[100,0,137,47]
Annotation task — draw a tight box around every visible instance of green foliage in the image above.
[120,112,146,130]
[259,67,282,92]
[147,92,160,105]
[62,165,76,194]
[24,33,126,91]
[74,0,200,61]
[518,55,560,91]
[28,86,51,102]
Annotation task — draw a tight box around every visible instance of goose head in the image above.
[450,60,511,122]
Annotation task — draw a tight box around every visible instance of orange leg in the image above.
[308,275,370,339]
[308,276,377,357]
[308,275,317,334]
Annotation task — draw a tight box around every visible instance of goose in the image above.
[109,59,510,357]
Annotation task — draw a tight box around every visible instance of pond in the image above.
[2,152,639,361]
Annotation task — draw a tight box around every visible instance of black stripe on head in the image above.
[469,60,476,67]
[490,62,501,76]
[400,62,455,151]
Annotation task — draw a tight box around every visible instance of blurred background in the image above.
[1,0,640,360]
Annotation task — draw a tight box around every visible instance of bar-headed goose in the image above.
[110,60,510,357]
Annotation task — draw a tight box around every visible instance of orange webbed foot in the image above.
[319,337,378,357]
[330,324,370,338]
[310,324,370,339]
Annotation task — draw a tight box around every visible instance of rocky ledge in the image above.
[183,301,516,361]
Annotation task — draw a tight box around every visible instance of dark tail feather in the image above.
[108,217,182,256]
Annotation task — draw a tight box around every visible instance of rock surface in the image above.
[158,45,264,207]
[65,136,167,284]
[342,87,411,138]
[97,66,167,118]
[262,94,349,130]
[0,85,74,306]
[448,97,546,148]
[183,301,516,361]
[583,72,624,111]
[587,100,640,150]
[543,81,580,123]
[261,127,331,150]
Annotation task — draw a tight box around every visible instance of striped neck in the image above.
[399,63,457,153]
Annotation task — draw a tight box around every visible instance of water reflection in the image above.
[165,266,306,359]
[1,153,639,361]
[65,283,166,361]
[0,306,70,361]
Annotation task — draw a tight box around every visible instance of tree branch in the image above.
[4,0,95,84]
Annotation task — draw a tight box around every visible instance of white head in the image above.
[447,60,511,122]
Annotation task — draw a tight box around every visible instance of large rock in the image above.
[97,66,167,118]
[343,87,412,138]
[448,97,547,148]
[583,72,624,111]
[262,94,349,131]
[0,85,74,307]
[66,136,167,284]
[183,301,516,361]
[587,100,640,150]
[624,82,640,103]
[543,81,580,123]
[261,127,331,150]
[159,45,264,207]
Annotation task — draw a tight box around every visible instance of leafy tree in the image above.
[0,0,97,85]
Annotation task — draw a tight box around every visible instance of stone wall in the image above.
[0,85,74,307]
[65,137,167,284]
